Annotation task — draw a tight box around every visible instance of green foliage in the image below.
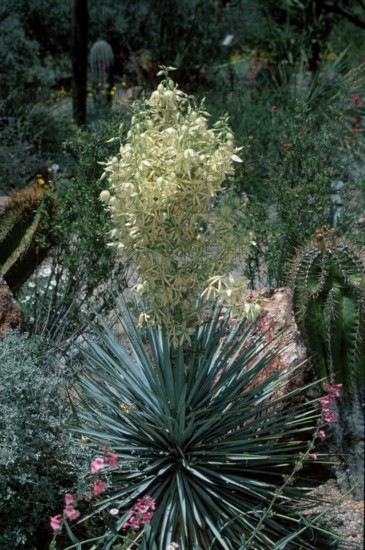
[0,187,58,293]
[18,113,130,344]
[0,0,70,95]
[88,0,228,87]
[0,331,83,549]
[70,301,332,550]
[291,226,365,392]
[205,54,365,287]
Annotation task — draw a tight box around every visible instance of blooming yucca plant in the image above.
[100,67,250,343]
[71,300,332,550]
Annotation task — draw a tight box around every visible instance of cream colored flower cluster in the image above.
[100,71,251,343]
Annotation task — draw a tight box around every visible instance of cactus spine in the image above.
[291,225,365,391]
[89,39,114,108]
[0,187,57,294]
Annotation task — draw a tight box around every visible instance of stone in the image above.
[0,274,24,336]
[240,287,309,395]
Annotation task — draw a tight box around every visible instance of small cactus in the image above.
[290,225,365,498]
[89,39,114,108]
[0,187,58,294]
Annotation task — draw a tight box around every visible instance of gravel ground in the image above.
[299,479,364,549]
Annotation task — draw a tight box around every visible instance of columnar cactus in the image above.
[0,187,57,294]
[290,225,365,499]
[89,39,114,107]
[291,225,365,391]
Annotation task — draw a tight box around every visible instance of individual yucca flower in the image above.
[72,300,336,550]
[100,68,250,342]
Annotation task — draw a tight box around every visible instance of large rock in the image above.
[241,287,308,394]
[0,274,24,336]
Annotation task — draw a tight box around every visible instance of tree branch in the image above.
[323,1,365,30]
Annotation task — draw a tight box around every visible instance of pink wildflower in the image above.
[91,457,105,474]
[309,453,318,460]
[323,411,337,423]
[123,496,156,529]
[271,105,278,112]
[64,504,80,521]
[92,479,107,496]
[106,451,118,467]
[320,382,341,424]
[64,493,75,506]
[143,495,156,510]
[319,430,326,440]
[50,514,63,532]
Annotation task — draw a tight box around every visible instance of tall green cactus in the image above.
[291,225,365,499]
[89,39,114,108]
[0,187,57,294]
[291,225,365,391]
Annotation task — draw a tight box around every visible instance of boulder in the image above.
[241,287,309,395]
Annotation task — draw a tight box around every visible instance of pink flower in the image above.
[64,493,75,506]
[143,495,156,510]
[271,105,278,112]
[92,479,107,496]
[91,457,105,474]
[309,453,318,460]
[64,505,80,522]
[323,411,337,423]
[50,514,63,532]
[123,496,156,529]
[106,452,118,467]
[319,430,326,440]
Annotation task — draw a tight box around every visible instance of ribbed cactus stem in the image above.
[291,226,365,392]
[0,188,57,294]
[90,40,114,106]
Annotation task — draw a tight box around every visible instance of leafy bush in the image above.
[18,112,131,346]
[0,332,84,549]
[67,301,333,549]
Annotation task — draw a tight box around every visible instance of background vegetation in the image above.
[0,1,365,548]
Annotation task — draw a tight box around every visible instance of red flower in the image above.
[352,96,362,106]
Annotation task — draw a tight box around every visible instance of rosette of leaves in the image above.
[100,68,249,343]
[71,301,333,550]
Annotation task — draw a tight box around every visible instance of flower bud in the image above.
[99,190,111,203]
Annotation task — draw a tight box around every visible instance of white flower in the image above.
[109,508,119,515]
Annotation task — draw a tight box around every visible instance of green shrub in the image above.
[18,112,131,345]
[0,332,84,549]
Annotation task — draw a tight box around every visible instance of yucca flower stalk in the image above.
[69,301,332,550]
[100,67,251,344]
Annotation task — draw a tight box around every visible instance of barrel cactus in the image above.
[0,187,58,294]
[89,39,114,108]
[290,225,365,499]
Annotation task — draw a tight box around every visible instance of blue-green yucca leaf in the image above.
[72,300,331,549]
